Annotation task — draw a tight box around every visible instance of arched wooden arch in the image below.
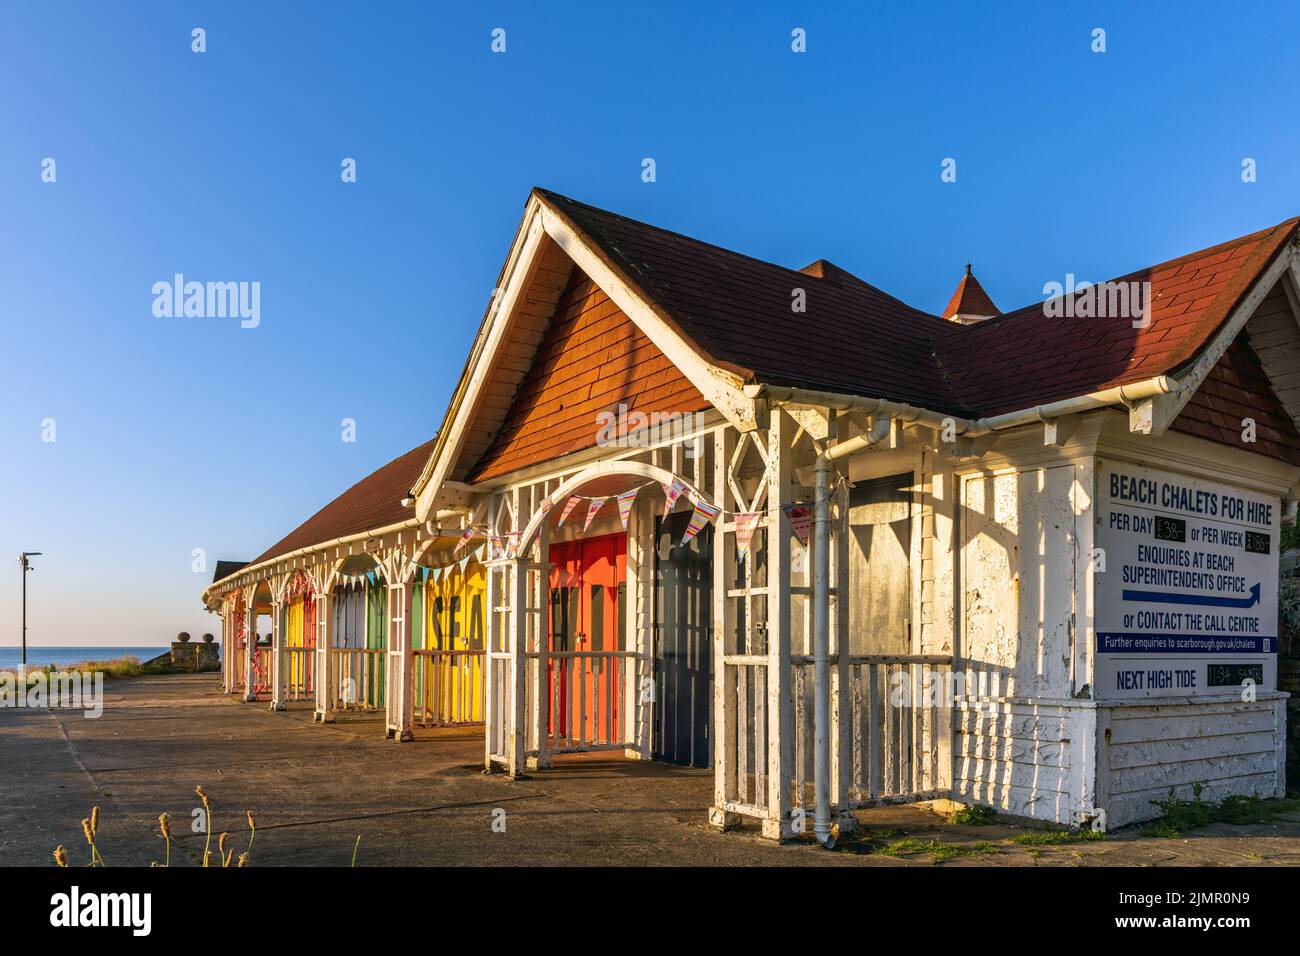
[516,460,712,555]
[279,568,317,604]
[321,551,386,595]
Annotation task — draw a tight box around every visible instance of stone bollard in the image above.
[170,632,199,672]
[197,633,220,672]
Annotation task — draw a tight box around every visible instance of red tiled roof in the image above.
[237,197,1300,569]
[944,219,1300,415]
[538,189,969,414]
[537,189,1300,420]
[941,266,1000,320]
[249,439,436,564]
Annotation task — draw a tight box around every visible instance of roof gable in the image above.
[1171,324,1300,465]
[469,267,709,481]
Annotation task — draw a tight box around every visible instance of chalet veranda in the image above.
[202,190,1300,840]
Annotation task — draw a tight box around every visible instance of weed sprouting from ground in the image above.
[877,837,1002,862]
[1146,785,1300,837]
[158,813,172,866]
[1010,827,1104,847]
[947,804,998,826]
[196,786,212,865]
[246,810,257,861]
[56,790,259,867]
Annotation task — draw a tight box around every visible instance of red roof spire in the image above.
[942,264,1000,324]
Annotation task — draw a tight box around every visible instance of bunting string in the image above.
[440,472,850,553]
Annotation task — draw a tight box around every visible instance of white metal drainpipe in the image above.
[812,416,895,846]
[812,452,832,845]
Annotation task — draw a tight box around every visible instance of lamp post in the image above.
[18,552,41,669]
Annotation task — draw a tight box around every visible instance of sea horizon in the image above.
[0,646,176,669]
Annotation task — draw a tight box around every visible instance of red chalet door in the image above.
[548,532,627,745]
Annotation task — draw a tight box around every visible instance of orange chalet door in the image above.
[548,532,626,744]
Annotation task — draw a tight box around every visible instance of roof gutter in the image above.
[745,374,1182,463]
[200,508,467,607]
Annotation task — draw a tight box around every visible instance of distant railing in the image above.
[330,647,385,710]
[253,645,273,695]
[283,646,315,702]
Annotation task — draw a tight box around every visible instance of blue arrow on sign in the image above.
[1121,583,1260,609]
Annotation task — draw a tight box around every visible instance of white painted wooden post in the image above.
[387,579,415,741]
[506,548,529,776]
[483,542,502,771]
[314,591,335,723]
[220,606,231,694]
[764,410,795,840]
[270,600,285,710]
[709,426,741,830]
[625,494,649,758]
[532,509,553,769]
[242,601,257,703]
[483,493,505,771]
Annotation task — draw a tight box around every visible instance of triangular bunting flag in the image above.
[735,512,761,561]
[662,478,687,519]
[458,554,471,573]
[430,565,443,583]
[616,487,638,531]
[785,505,813,546]
[454,524,475,553]
[681,499,722,545]
[557,496,581,528]
[583,497,608,533]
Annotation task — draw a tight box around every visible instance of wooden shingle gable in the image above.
[446,235,575,483]
[411,191,757,522]
[1254,260,1300,433]
[468,268,711,481]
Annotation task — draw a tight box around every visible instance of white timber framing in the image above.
[479,444,717,778]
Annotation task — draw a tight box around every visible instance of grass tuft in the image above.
[877,837,1001,862]
[947,804,998,826]
[1146,785,1300,837]
[1010,827,1104,846]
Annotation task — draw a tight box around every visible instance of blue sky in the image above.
[2,1,1298,646]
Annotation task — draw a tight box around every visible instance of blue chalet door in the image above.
[652,511,712,767]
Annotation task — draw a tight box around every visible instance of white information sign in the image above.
[1096,461,1278,699]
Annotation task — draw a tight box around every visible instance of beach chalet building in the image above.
[203,190,1300,838]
